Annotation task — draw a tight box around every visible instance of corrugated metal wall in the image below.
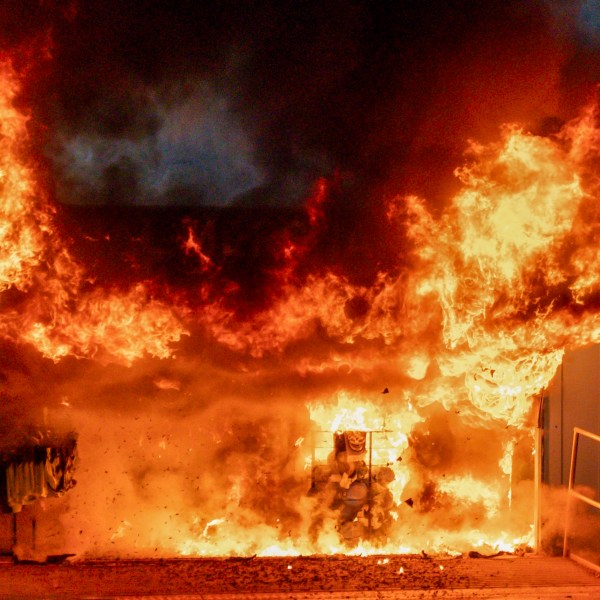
[544,345,600,490]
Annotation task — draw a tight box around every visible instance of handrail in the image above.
[562,427,600,573]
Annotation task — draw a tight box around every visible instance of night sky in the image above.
[1,0,598,212]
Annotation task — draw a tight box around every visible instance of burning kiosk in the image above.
[0,49,599,560]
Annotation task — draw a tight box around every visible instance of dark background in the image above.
[2,0,598,212]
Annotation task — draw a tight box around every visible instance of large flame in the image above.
[2,54,600,559]
[0,59,48,292]
[0,58,187,365]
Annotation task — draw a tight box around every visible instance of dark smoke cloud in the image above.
[3,0,597,211]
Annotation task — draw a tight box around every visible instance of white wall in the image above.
[545,345,600,489]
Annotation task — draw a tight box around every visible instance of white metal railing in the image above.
[562,427,600,572]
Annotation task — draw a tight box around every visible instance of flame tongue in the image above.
[394,106,600,427]
[0,60,48,292]
[0,59,188,364]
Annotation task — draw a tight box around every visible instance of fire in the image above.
[2,50,600,560]
[0,59,49,292]
[182,219,213,272]
[0,58,188,364]
[395,107,598,427]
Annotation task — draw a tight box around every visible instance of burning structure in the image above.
[0,0,599,564]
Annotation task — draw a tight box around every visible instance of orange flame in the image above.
[3,50,600,558]
[0,59,187,364]
[0,59,50,292]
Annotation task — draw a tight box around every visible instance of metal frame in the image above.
[562,427,600,573]
[311,428,394,539]
[534,393,543,553]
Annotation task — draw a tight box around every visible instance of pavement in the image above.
[0,554,599,599]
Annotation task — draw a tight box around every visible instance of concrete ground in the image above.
[0,554,599,599]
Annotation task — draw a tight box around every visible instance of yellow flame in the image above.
[0,59,188,364]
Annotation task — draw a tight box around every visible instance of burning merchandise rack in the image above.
[0,433,78,558]
[308,428,402,544]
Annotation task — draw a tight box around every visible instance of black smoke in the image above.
[1,0,597,213]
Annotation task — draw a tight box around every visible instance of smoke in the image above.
[1,0,595,212]
[52,79,266,206]
[539,483,600,556]
[56,379,313,557]
[0,339,536,557]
